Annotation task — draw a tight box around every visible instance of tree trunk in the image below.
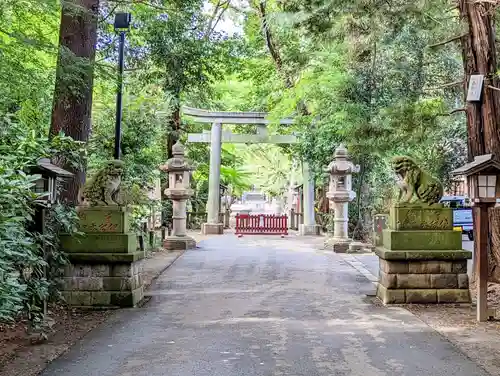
[50,0,99,205]
[166,105,181,159]
[459,0,500,281]
[161,100,181,228]
[488,207,500,283]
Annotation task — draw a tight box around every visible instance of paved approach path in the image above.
[42,235,489,376]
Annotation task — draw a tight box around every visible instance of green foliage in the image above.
[0,114,82,324]
[226,0,468,239]
[0,164,38,321]
[0,0,59,126]
[89,84,168,183]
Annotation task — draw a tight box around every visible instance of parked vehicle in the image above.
[439,196,473,241]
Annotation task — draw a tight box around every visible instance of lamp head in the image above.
[114,13,132,31]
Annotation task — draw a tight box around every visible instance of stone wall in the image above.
[377,257,470,304]
[62,261,144,307]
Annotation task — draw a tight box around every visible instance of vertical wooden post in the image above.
[476,204,490,321]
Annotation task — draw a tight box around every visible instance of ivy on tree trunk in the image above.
[49,0,99,205]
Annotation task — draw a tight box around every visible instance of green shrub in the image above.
[0,114,82,326]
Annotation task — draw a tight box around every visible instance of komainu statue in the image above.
[78,160,124,206]
[392,156,443,205]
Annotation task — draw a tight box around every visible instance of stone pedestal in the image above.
[202,223,224,235]
[348,241,365,253]
[162,192,196,251]
[164,235,196,250]
[324,237,351,253]
[324,201,354,252]
[375,204,472,304]
[299,224,321,236]
[60,206,145,308]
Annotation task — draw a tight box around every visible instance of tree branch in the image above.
[206,0,223,35]
[254,1,292,88]
[426,80,464,90]
[427,33,468,48]
[0,28,57,53]
[437,108,467,116]
[206,0,231,37]
[99,3,120,23]
[210,2,230,36]
[487,84,500,92]
[105,0,170,12]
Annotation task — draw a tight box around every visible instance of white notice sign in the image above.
[467,74,484,101]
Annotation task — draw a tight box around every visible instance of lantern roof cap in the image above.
[172,140,185,156]
[31,158,73,178]
[451,154,500,176]
[334,144,348,158]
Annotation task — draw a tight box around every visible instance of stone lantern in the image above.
[160,141,196,250]
[452,154,500,205]
[31,158,73,205]
[324,144,360,252]
[452,154,500,321]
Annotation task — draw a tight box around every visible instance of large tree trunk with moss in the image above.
[49,0,99,205]
[459,0,500,281]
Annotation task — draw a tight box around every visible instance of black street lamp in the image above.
[113,12,132,160]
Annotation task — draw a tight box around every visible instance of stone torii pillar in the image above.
[202,122,224,235]
[299,162,321,235]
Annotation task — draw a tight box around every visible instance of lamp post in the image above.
[113,12,132,160]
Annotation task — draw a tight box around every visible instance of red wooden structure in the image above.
[235,214,288,237]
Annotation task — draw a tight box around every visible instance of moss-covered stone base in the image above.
[377,284,470,304]
[376,252,471,304]
[76,205,132,233]
[374,204,472,305]
[60,233,138,253]
[61,206,145,308]
[61,257,145,308]
[382,229,462,250]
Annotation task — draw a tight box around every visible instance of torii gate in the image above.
[184,106,320,236]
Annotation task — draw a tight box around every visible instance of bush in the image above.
[0,114,82,326]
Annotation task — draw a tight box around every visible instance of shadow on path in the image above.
[41,235,489,376]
